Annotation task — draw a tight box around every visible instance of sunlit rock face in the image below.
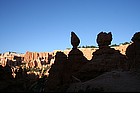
[0,52,23,67]
[24,51,54,68]
[126,32,140,70]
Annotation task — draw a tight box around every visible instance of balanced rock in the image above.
[71,31,80,49]
[68,32,88,76]
[45,32,88,92]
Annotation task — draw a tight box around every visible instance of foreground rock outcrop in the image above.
[67,70,140,92]
[44,52,71,92]
[126,32,140,70]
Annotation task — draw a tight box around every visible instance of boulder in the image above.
[71,31,80,49]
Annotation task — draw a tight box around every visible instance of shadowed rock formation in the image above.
[0,64,41,92]
[0,65,13,80]
[67,70,140,93]
[71,31,80,49]
[44,32,88,92]
[44,52,71,92]
[76,32,128,81]
[3,64,13,80]
[126,32,140,70]
[97,32,112,49]
[68,32,88,77]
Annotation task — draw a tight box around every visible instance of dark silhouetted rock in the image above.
[44,32,89,92]
[71,31,80,49]
[45,52,71,92]
[0,65,5,80]
[3,64,13,80]
[77,32,128,81]
[68,48,88,74]
[126,32,140,70]
[67,71,140,93]
[68,32,89,76]
[15,67,23,79]
[97,32,112,49]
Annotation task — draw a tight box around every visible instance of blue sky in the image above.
[0,0,140,53]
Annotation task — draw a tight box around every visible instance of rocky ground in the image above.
[67,70,140,93]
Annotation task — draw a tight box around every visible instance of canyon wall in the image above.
[0,44,129,68]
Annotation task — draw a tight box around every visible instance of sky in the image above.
[0,0,140,53]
